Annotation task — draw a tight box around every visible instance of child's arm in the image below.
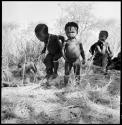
[89,43,96,55]
[107,43,113,57]
[58,35,65,45]
[57,35,65,51]
[41,43,47,54]
[96,45,102,53]
[79,43,85,64]
[40,43,47,62]
[62,42,67,60]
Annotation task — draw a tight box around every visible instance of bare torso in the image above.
[64,39,81,62]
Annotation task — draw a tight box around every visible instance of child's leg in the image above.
[53,60,59,74]
[73,59,81,84]
[93,55,102,67]
[106,55,112,71]
[53,53,62,75]
[64,61,72,86]
[44,53,53,78]
[102,54,108,72]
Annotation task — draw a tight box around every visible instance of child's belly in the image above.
[65,43,81,61]
[101,45,107,55]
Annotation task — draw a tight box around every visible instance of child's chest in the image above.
[97,41,108,49]
[65,40,81,59]
[65,40,80,50]
[96,42,109,54]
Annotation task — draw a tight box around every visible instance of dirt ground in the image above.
[1,68,120,124]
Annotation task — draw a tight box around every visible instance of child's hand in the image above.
[82,59,85,65]
[87,56,93,61]
[109,52,113,57]
[102,44,107,54]
[62,54,67,61]
[41,50,45,54]
[41,53,45,62]
[64,56,68,62]
[96,45,101,53]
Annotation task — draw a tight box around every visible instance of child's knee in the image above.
[75,75,80,79]
[53,54,61,62]
[76,70,80,75]
[44,57,50,64]
[44,55,53,67]
[53,59,59,64]
[65,71,70,76]
[74,64,80,74]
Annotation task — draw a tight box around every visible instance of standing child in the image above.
[35,24,65,79]
[89,30,113,73]
[62,22,86,87]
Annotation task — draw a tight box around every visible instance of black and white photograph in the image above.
[2,1,121,124]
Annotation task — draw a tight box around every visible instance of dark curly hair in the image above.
[35,24,48,36]
[65,22,79,32]
[99,30,108,38]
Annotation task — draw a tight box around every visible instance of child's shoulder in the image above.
[50,34,65,40]
[90,41,99,49]
[50,34,57,39]
[94,40,101,46]
[75,40,83,46]
[49,34,60,42]
[65,39,68,42]
[77,40,82,44]
[58,35,65,39]
[103,41,110,47]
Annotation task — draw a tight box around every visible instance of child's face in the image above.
[36,31,47,41]
[65,26,78,39]
[99,34,107,41]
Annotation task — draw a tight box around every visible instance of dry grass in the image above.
[2,22,120,124]
[1,65,120,124]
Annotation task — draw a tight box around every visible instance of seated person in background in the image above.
[89,30,113,73]
[107,51,121,70]
[62,22,86,86]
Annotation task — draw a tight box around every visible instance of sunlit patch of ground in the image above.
[1,66,120,124]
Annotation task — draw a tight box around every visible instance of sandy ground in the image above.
[1,69,120,124]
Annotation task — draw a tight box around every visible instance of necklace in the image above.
[45,34,50,55]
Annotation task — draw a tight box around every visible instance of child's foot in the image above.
[102,68,108,75]
[45,74,52,79]
[41,81,51,89]
[103,72,108,75]
[55,91,67,101]
[61,82,68,88]
[50,73,58,79]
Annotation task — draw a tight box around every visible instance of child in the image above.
[62,22,86,86]
[35,24,65,79]
[89,30,113,72]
